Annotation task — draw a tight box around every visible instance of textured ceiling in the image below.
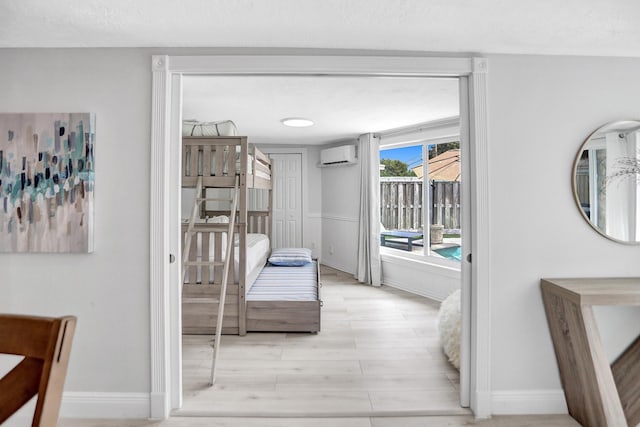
[182,75,459,145]
[2,0,640,57]
[6,0,638,145]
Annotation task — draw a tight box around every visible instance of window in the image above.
[575,145,606,228]
[379,139,462,264]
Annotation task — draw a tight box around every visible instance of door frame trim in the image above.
[149,53,491,418]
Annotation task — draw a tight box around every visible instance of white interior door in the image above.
[271,153,302,248]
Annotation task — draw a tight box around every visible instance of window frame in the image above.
[379,129,461,269]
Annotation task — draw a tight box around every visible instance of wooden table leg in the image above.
[541,288,629,426]
[611,335,640,427]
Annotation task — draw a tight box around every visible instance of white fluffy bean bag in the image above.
[437,289,461,370]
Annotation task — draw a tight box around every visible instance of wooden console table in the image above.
[541,278,640,427]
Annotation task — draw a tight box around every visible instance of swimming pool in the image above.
[433,245,462,261]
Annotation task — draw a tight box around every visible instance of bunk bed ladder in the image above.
[180,175,239,385]
[210,176,239,385]
[181,176,237,283]
[181,176,204,285]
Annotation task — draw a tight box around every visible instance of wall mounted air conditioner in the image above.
[319,145,357,166]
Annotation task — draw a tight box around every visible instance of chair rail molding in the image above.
[149,52,491,419]
[322,214,359,223]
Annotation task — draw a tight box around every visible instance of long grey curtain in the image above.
[355,133,381,286]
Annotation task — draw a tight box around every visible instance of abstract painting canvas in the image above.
[0,113,95,253]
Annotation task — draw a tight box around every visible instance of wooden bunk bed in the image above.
[181,136,321,336]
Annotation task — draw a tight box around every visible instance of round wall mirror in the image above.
[573,120,640,244]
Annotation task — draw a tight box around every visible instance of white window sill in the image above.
[380,246,461,275]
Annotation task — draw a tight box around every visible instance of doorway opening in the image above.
[149,54,490,419]
[175,74,465,416]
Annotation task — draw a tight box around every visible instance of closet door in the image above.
[271,154,302,248]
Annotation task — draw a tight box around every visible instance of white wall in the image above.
[0,49,152,416]
[487,54,640,412]
[2,48,640,418]
[320,159,359,274]
[381,253,460,301]
[305,146,323,257]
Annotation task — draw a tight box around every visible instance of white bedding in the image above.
[182,120,237,137]
[241,234,271,289]
[253,167,271,181]
[247,261,318,301]
[185,232,270,287]
[234,154,271,180]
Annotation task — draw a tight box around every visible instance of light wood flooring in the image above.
[57,266,579,426]
[176,265,463,417]
[59,415,581,426]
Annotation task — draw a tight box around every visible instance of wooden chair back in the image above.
[0,314,76,427]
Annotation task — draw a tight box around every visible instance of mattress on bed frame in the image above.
[181,232,270,335]
[246,261,321,333]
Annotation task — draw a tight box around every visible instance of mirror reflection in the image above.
[573,120,640,243]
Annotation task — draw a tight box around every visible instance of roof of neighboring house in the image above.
[412,149,460,181]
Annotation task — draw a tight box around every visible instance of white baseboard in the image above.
[491,390,567,415]
[150,391,170,419]
[60,392,150,419]
[382,276,447,301]
[321,259,355,276]
[8,388,565,420]
[473,389,493,419]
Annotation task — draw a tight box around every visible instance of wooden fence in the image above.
[380,177,460,231]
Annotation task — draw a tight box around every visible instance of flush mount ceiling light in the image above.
[281,117,314,127]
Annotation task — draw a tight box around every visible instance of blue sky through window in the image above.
[380,145,429,169]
